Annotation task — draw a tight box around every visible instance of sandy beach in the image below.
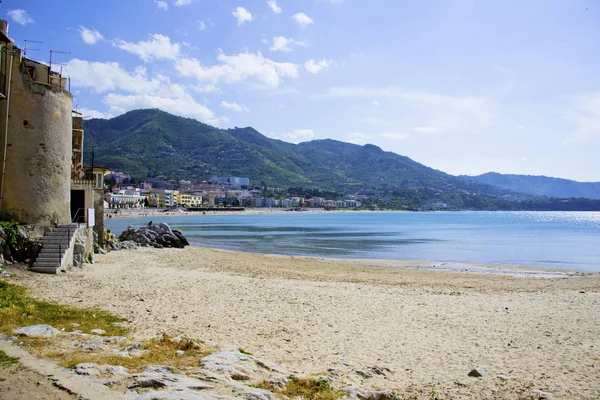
[12,247,600,399]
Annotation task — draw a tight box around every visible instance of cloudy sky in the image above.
[5,0,599,181]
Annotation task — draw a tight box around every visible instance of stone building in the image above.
[0,20,73,225]
[0,20,104,271]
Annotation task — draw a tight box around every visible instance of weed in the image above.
[0,350,19,367]
[22,333,212,374]
[238,347,252,355]
[262,376,344,400]
[0,280,128,336]
[0,222,20,249]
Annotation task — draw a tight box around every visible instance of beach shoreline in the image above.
[10,245,600,399]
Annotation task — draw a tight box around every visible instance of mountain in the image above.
[462,172,600,200]
[82,109,521,208]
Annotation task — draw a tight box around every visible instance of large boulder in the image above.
[118,223,189,249]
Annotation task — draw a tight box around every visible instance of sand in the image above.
[12,247,600,399]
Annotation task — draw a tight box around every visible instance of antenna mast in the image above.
[23,40,43,57]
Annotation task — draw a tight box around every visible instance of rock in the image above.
[14,324,60,337]
[74,363,129,377]
[118,223,188,249]
[122,341,144,352]
[497,374,510,381]
[468,367,487,378]
[90,328,106,335]
[129,365,214,392]
[176,350,185,356]
[531,389,553,399]
[75,363,101,376]
[79,337,106,352]
[355,365,391,379]
[355,370,373,378]
[245,390,275,400]
[343,386,396,400]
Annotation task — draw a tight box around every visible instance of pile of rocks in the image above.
[118,222,189,249]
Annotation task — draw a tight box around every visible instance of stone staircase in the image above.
[32,224,79,274]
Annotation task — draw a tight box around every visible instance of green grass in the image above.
[0,280,128,336]
[0,350,19,367]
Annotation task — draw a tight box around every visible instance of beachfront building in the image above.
[105,189,146,209]
[179,193,203,207]
[210,176,250,187]
[0,20,74,225]
[308,197,325,207]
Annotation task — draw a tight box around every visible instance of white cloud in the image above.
[113,34,181,62]
[278,129,314,143]
[348,131,410,145]
[77,108,113,119]
[104,93,218,124]
[175,0,193,6]
[155,1,168,10]
[318,86,494,134]
[198,21,207,31]
[78,26,103,45]
[269,36,307,52]
[304,58,331,74]
[564,92,600,143]
[267,0,282,14]
[233,7,253,26]
[176,51,298,89]
[7,9,34,25]
[66,59,219,124]
[372,100,380,106]
[292,12,313,29]
[220,101,250,112]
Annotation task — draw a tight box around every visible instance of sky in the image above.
[4,0,600,182]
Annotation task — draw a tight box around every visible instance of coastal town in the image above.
[105,173,362,210]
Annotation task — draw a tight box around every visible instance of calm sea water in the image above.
[105,211,600,271]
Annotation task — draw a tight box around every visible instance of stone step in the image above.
[45,231,76,237]
[39,237,70,243]
[39,244,62,249]
[33,261,61,267]
[30,266,60,274]
[33,257,62,265]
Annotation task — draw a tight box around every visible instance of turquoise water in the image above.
[105,211,600,271]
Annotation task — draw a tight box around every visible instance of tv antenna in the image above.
[49,49,71,71]
[23,40,43,57]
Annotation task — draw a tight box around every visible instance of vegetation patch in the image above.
[22,333,211,374]
[0,280,128,336]
[259,376,344,400]
[0,221,20,249]
[0,350,19,367]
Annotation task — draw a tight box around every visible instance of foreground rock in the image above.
[118,223,189,249]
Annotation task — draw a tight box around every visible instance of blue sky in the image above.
[5,0,599,181]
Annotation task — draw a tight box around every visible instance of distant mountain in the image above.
[462,172,600,200]
[81,109,529,208]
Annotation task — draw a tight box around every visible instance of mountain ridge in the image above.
[462,172,600,200]
[82,109,599,209]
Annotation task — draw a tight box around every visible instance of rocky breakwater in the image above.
[118,222,189,249]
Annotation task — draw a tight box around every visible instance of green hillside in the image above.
[83,109,553,208]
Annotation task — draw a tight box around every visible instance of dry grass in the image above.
[259,376,344,400]
[21,333,212,374]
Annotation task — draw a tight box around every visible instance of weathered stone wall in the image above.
[0,51,73,225]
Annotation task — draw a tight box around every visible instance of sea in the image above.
[105,211,600,272]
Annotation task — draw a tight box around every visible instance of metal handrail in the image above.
[56,208,86,267]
